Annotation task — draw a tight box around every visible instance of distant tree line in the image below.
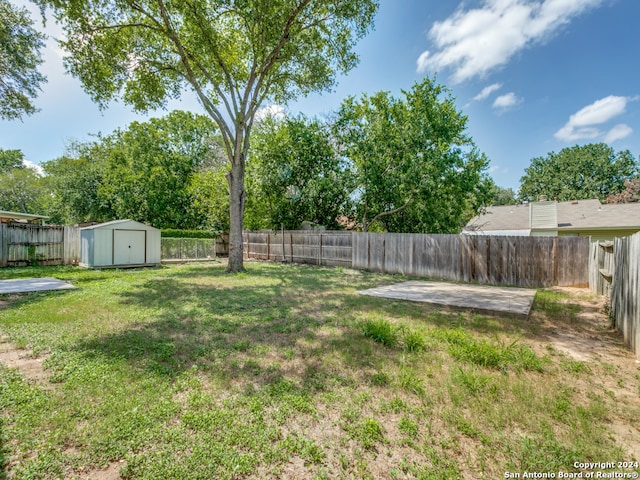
[1,78,497,234]
[3,82,637,232]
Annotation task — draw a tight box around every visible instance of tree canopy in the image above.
[519,143,639,202]
[0,0,46,120]
[334,78,493,233]
[44,111,218,227]
[606,178,640,204]
[0,148,25,172]
[40,0,378,271]
[0,166,46,213]
[246,115,352,230]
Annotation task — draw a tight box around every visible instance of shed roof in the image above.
[0,210,50,223]
[80,219,159,231]
[464,199,640,234]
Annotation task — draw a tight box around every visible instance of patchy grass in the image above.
[0,262,638,479]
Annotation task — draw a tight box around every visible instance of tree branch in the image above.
[366,192,414,231]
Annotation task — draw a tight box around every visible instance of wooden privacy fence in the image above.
[244,231,352,267]
[593,233,640,357]
[0,224,80,267]
[588,241,614,296]
[353,233,589,288]
[243,231,589,288]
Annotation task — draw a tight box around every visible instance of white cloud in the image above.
[604,124,633,143]
[23,160,44,176]
[255,104,286,121]
[555,96,634,142]
[493,92,522,110]
[474,83,502,101]
[416,0,604,83]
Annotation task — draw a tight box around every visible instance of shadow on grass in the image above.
[64,264,388,388]
[63,262,545,394]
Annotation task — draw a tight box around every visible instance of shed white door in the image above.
[113,230,146,265]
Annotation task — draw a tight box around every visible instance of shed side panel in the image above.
[94,229,114,266]
[80,230,93,267]
[146,230,161,264]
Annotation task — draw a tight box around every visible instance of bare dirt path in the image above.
[530,287,640,457]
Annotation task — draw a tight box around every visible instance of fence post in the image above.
[267,233,271,260]
[0,224,7,268]
[290,232,293,263]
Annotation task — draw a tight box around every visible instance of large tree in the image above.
[247,115,352,230]
[519,143,639,202]
[43,139,115,224]
[0,166,47,213]
[334,78,492,233]
[0,0,46,120]
[44,111,218,227]
[99,111,217,229]
[40,0,378,272]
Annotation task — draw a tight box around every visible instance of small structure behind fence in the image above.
[0,224,80,267]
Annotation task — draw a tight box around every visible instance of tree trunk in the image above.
[226,154,246,273]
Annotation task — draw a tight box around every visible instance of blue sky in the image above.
[1,0,639,192]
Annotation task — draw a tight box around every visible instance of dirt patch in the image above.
[533,287,634,362]
[530,287,640,457]
[0,338,51,386]
[78,461,124,480]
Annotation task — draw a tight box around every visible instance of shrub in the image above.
[161,229,217,239]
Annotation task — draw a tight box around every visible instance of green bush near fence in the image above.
[161,229,217,239]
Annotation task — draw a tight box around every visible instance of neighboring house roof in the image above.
[464,199,640,234]
[0,210,50,224]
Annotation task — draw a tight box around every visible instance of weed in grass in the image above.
[362,318,396,347]
[509,429,581,472]
[346,418,385,450]
[451,366,492,396]
[279,433,325,465]
[398,366,426,397]
[561,358,591,374]
[371,371,390,386]
[431,327,546,372]
[402,329,427,353]
[398,417,419,438]
[354,392,372,407]
[401,446,461,479]
[380,397,408,414]
[243,359,262,376]
[232,340,252,352]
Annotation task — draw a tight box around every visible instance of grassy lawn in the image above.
[0,261,638,479]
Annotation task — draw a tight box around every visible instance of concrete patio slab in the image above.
[0,277,77,295]
[359,281,536,316]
